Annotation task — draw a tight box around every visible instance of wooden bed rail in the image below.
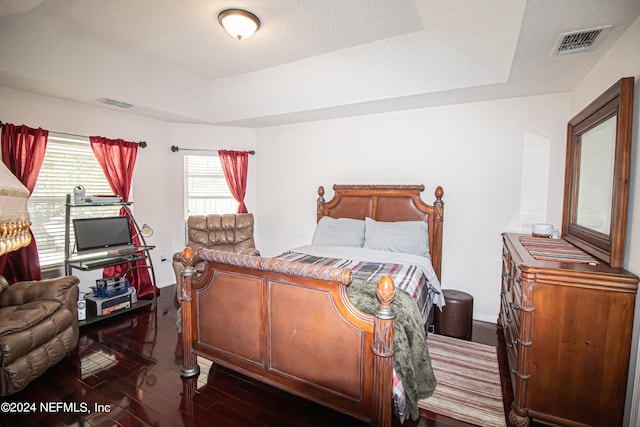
[177,246,397,427]
[193,247,353,285]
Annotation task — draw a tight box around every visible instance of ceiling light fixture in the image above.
[218,8,260,40]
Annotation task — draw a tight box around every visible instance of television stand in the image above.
[63,194,158,326]
[78,299,154,328]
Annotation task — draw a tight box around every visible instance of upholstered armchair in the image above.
[0,275,80,395]
[172,213,260,285]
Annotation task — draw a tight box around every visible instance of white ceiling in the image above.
[0,0,638,127]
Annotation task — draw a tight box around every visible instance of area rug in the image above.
[418,334,506,427]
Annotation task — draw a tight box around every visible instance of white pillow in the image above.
[363,217,430,257]
[311,217,365,247]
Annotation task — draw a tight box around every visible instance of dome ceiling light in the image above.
[218,8,261,40]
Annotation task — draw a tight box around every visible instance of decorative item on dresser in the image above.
[500,233,638,426]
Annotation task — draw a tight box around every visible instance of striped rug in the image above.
[519,236,599,264]
[418,334,506,427]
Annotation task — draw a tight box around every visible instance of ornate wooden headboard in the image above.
[316,184,445,281]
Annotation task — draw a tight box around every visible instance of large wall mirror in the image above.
[562,77,635,268]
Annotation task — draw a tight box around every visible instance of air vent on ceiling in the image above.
[98,97,134,108]
[552,25,610,56]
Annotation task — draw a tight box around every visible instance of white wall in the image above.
[572,14,640,427]
[0,87,257,295]
[254,92,571,323]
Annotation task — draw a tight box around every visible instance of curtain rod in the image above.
[170,145,255,155]
[0,121,147,148]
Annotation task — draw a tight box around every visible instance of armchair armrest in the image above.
[0,276,80,309]
[240,247,260,256]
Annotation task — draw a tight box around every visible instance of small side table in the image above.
[433,289,473,339]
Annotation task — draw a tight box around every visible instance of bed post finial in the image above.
[375,275,395,316]
[434,185,444,202]
[372,275,396,427]
[181,246,195,268]
[317,186,325,222]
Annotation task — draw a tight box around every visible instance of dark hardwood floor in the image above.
[0,285,520,426]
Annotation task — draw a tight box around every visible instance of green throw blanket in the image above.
[347,278,436,422]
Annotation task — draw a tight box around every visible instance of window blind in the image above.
[184,155,236,217]
[29,134,118,267]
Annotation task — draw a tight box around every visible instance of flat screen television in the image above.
[73,216,133,253]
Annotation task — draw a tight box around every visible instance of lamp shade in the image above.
[218,9,260,40]
[140,223,153,237]
[0,161,31,255]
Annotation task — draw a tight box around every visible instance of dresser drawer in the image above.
[500,292,520,349]
[510,270,522,329]
[500,306,518,376]
[501,255,511,292]
[502,252,522,330]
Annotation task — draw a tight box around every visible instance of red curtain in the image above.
[0,124,48,282]
[90,136,156,299]
[218,150,249,213]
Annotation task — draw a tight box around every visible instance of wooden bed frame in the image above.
[178,185,444,426]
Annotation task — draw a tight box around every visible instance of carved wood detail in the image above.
[317,185,325,222]
[196,248,353,285]
[179,260,199,378]
[372,276,396,427]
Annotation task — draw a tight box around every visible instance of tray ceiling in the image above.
[0,0,638,127]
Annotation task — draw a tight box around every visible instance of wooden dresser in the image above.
[500,233,638,427]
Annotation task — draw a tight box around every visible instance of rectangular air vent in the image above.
[552,26,610,55]
[98,97,134,108]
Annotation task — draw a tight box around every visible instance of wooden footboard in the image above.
[178,247,397,427]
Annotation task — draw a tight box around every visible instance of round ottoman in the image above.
[433,289,473,339]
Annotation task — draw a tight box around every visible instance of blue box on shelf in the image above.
[91,276,130,298]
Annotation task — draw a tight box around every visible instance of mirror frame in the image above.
[562,77,634,268]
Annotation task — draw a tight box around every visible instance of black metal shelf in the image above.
[66,201,131,208]
[64,194,158,326]
[67,249,151,271]
[78,299,154,328]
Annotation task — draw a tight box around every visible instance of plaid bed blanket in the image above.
[276,251,435,326]
[276,250,437,422]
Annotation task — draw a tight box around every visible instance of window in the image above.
[184,155,236,217]
[29,134,118,267]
